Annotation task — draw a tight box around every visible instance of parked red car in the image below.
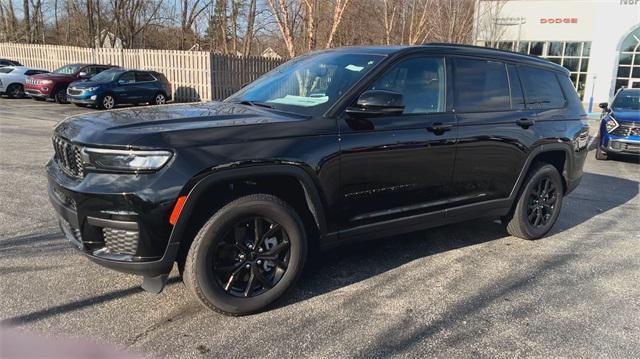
[25,63,116,103]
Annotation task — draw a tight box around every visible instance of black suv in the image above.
[47,45,589,315]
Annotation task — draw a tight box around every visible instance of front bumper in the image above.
[46,158,181,278]
[24,85,52,98]
[68,97,97,105]
[601,134,640,155]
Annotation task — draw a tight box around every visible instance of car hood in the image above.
[31,72,75,81]
[611,110,640,124]
[54,101,308,147]
[69,80,104,88]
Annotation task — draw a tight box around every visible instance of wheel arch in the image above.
[510,143,573,201]
[168,164,329,267]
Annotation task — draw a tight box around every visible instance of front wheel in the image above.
[505,164,563,240]
[595,146,608,160]
[54,87,68,104]
[183,194,307,315]
[98,94,116,110]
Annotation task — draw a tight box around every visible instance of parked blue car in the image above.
[596,88,640,160]
[67,68,172,110]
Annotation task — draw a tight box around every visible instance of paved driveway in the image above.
[1,98,639,358]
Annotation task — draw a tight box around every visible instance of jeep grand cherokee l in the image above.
[47,45,589,315]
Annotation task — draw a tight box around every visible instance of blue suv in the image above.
[596,88,640,160]
[67,68,172,110]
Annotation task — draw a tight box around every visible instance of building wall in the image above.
[476,0,640,109]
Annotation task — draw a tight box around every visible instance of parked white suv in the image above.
[0,66,49,98]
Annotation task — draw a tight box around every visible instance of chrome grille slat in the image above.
[52,136,84,178]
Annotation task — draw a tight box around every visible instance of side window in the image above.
[507,64,525,110]
[369,57,445,114]
[518,66,567,109]
[453,58,510,112]
[119,72,135,84]
[135,71,156,82]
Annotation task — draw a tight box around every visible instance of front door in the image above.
[338,56,457,230]
[115,71,139,103]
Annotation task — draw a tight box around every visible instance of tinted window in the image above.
[119,72,135,83]
[369,57,445,114]
[453,58,510,112]
[136,72,156,82]
[518,66,566,109]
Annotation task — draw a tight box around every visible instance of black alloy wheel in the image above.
[526,176,557,228]
[213,217,290,298]
[505,163,563,240]
[183,194,307,315]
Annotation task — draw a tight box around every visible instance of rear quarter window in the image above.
[0,68,14,74]
[518,66,567,109]
[453,58,511,112]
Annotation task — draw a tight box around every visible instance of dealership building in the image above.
[474,0,640,111]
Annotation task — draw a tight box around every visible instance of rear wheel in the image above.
[153,92,166,105]
[183,194,307,315]
[505,164,563,240]
[54,87,68,104]
[98,94,115,110]
[6,84,24,98]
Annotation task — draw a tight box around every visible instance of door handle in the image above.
[516,118,535,128]
[427,122,452,135]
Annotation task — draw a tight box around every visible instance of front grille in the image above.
[611,122,640,137]
[67,88,83,96]
[53,136,84,178]
[103,228,139,255]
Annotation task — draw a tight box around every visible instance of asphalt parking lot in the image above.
[0,97,639,358]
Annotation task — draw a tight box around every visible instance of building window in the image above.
[615,27,640,92]
[494,41,591,100]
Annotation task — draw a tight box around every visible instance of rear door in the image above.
[339,55,457,230]
[451,58,537,206]
[135,71,158,102]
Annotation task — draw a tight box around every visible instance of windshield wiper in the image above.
[238,100,273,109]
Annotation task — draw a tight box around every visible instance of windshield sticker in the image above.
[345,64,364,72]
[268,95,329,107]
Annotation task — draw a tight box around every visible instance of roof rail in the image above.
[422,42,549,62]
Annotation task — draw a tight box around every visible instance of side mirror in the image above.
[78,71,90,79]
[598,102,609,111]
[346,90,404,117]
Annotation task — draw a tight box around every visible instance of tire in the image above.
[97,94,116,110]
[183,194,307,316]
[54,87,68,104]
[153,92,167,105]
[6,84,24,99]
[595,146,608,160]
[505,164,563,240]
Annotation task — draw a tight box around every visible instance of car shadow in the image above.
[275,170,638,310]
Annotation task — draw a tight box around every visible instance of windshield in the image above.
[226,52,384,116]
[612,92,640,111]
[53,64,82,74]
[90,69,122,83]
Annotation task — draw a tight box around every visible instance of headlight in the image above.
[83,148,172,172]
[85,86,99,91]
[40,79,53,84]
[605,116,619,133]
